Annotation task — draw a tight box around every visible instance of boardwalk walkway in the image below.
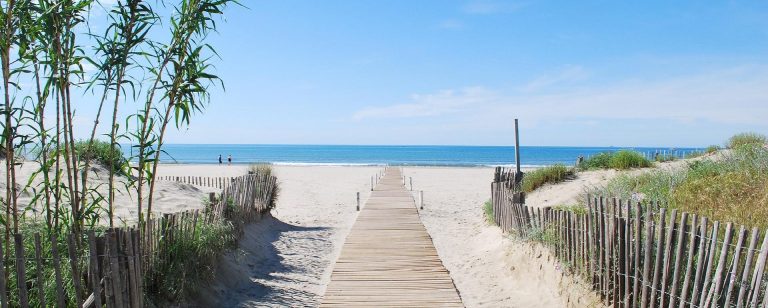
[321,168,463,307]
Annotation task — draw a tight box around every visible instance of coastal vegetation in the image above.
[521,164,573,193]
[0,0,246,305]
[577,150,652,170]
[483,200,494,225]
[727,132,767,148]
[249,163,280,209]
[74,140,129,174]
[586,133,768,228]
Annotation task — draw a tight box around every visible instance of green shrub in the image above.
[578,150,652,170]
[578,152,612,170]
[483,200,495,225]
[148,218,236,303]
[727,132,767,149]
[521,164,573,193]
[248,163,280,209]
[609,150,652,169]
[706,145,720,154]
[74,140,127,174]
[656,153,677,162]
[586,144,768,228]
[248,163,274,177]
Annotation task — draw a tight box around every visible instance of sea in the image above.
[122,145,705,167]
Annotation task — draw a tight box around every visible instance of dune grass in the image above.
[586,141,768,228]
[578,150,652,170]
[148,218,236,303]
[249,163,280,209]
[483,200,495,225]
[74,140,128,174]
[727,132,767,149]
[521,164,573,193]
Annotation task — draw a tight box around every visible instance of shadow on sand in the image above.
[195,213,332,307]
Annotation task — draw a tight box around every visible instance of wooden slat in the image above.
[321,168,463,307]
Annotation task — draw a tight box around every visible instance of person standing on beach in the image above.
[228,154,232,165]
[218,154,222,164]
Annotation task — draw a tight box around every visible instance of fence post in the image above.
[419,190,424,210]
[371,176,374,191]
[356,192,360,211]
[409,177,412,191]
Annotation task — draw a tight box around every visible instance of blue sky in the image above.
[84,1,768,147]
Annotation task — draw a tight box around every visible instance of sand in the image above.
[191,165,381,307]
[2,162,607,306]
[189,165,602,307]
[404,167,603,307]
[525,154,718,209]
[0,160,216,226]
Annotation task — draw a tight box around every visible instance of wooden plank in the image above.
[736,227,760,308]
[631,202,641,308]
[67,233,84,307]
[14,234,29,308]
[668,212,689,308]
[679,215,698,308]
[321,168,463,307]
[108,231,124,308]
[649,208,666,308]
[707,222,733,307]
[88,231,103,308]
[640,209,653,308]
[748,230,768,307]
[50,234,66,307]
[698,221,720,307]
[658,209,677,308]
[690,217,709,308]
[33,233,46,307]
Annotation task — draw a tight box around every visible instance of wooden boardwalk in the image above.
[321,168,463,307]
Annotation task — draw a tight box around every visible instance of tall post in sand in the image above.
[371,176,374,191]
[514,119,525,204]
[514,118,521,175]
[409,177,413,191]
[356,192,360,211]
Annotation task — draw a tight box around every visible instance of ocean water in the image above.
[122,144,705,167]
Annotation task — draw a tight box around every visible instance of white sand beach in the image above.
[158,164,602,307]
[3,162,605,306]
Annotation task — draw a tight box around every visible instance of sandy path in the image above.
[404,167,603,308]
[193,165,380,307]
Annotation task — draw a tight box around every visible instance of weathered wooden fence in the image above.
[157,175,236,190]
[492,176,768,308]
[0,173,277,307]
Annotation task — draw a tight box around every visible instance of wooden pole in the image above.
[356,192,360,211]
[409,177,412,191]
[514,118,521,174]
[419,191,424,210]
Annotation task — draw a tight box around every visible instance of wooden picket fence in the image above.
[157,175,236,190]
[492,176,768,308]
[0,173,277,307]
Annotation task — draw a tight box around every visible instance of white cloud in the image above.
[352,65,768,126]
[520,65,590,92]
[353,87,495,120]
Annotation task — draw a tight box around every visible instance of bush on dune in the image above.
[522,164,573,193]
[74,140,128,174]
[578,150,651,170]
[248,163,280,209]
[586,141,768,228]
[483,200,494,225]
[610,150,652,169]
[727,132,767,149]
